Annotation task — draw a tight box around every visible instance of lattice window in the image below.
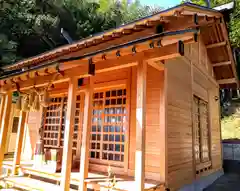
[90,88,127,166]
[43,95,83,156]
[193,97,201,164]
[44,97,62,148]
[199,100,210,162]
[74,94,84,155]
[193,96,211,172]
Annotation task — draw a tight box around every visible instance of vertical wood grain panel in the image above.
[165,56,193,190]
[60,77,77,191]
[135,60,147,191]
[129,65,164,181]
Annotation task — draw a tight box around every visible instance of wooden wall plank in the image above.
[129,65,164,181]
[165,57,193,190]
[208,86,222,170]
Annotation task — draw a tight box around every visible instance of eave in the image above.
[0,2,238,89]
[1,3,222,72]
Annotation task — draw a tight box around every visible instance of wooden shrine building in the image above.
[0,3,238,191]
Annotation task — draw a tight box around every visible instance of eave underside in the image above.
[201,21,238,88]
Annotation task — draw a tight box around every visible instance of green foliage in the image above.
[190,0,231,7]
[229,0,240,47]
[189,0,240,47]
[220,98,240,140]
[0,0,162,67]
[222,114,240,140]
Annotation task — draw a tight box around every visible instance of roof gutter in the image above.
[0,28,199,81]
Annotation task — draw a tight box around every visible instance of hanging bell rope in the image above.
[22,94,30,112]
[22,67,62,110]
[29,91,36,107]
[39,72,59,108]
[32,94,40,111]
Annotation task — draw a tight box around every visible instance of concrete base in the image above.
[178,169,224,191]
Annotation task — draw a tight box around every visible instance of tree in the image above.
[190,0,240,47]
[0,0,59,66]
[0,0,162,67]
[98,0,162,24]
[229,0,240,47]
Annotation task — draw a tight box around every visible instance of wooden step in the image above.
[3,176,76,191]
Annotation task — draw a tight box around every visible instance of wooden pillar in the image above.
[79,77,93,191]
[12,111,27,174]
[60,77,77,191]
[135,61,147,191]
[0,95,6,130]
[0,92,12,173]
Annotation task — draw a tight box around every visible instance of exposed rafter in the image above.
[148,61,164,71]
[0,40,191,92]
[217,78,236,85]
[206,41,226,49]
[212,61,231,67]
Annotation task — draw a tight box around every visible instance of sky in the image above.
[140,0,181,8]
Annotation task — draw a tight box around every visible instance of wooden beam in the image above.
[78,78,93,191]
[60,77,77,191]
[206,41,226,49]
[0,95,6,131]
[217,78,236,85]
[12,111,27,175]
[220,22,239,87]
[135,60,147,191]
[0,92,12,174]
[148,60,164,71]
[212,61,231,67]
[0,41,187,93]
[164,15,219,31]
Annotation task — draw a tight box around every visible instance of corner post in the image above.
[135,60,147,191]
[0,92,12,173]
[79,77,93,191]
[60,77,77,191]
[12,111,27,174]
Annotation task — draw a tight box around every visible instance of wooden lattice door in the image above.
[90,88,128,167]
[43,94,84,157]
[193,95,211,175]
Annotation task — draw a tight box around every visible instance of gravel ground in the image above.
[204,173,240,191]
[204,160,240,191]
